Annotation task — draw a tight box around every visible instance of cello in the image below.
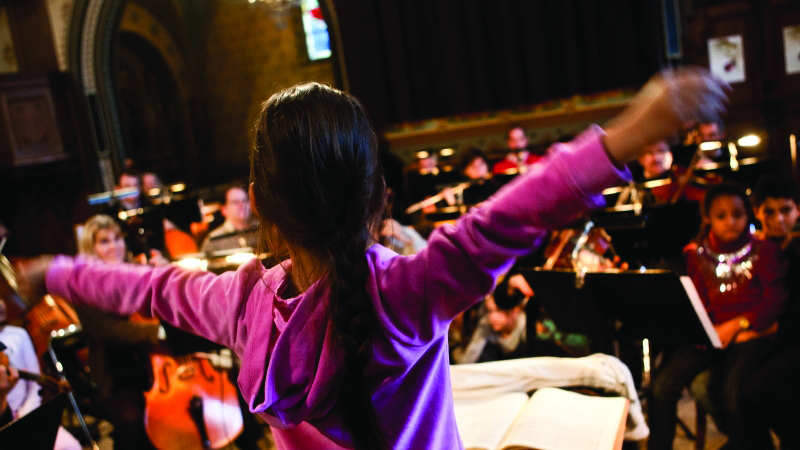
[133,314,244,449]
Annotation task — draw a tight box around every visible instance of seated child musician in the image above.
[736,174,800,449]
[452,274,531,364]
[648,182,788,450]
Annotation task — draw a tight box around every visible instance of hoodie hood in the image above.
[237,259,346,430]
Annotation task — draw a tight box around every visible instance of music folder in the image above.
[0,392,67,448]
[519,268,721,349]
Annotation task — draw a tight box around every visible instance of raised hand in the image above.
[14,255,55,305]
[604,67,730,164]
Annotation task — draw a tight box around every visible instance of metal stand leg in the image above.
[65,389,99,450]
[47,329,99,450]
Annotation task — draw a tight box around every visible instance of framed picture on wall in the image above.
[0,77,67,166]
[708,35,746,84]
[784,25,800,75]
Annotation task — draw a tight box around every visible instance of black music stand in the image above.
[520,269,613,356]
[600,201,702,271]
[520,268,720,353]
[0,392,67,449]
[521,268,720,441]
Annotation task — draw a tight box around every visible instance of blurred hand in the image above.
[714,318,740,349]
[148,250,169,267]
[507,274,534,297]
[380,218,402,238]
[379,218,412,247]
[14,255,54,304]
[734,322,778,344]
[604,68,730,164]
[442,188,457,206]
[0,363,19,415]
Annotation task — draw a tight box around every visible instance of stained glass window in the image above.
[300,0,330,61]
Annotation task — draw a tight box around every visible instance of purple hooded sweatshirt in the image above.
[47,125,629,449]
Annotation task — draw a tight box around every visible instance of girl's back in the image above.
[33,73,730,449]
[46,123,628,448]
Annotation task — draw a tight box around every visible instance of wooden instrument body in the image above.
[23,295,81,363]
[164,228,199,259]
[543,228,617,271]
[144,352,243,450]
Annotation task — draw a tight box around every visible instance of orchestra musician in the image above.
[79,216,263,450]
[0,350,16,427]
[16,69,728,449]
[0,298,82,449]
[403,148,500,222]
[75,214,167,450]
[492,124,544,176]
[458,148,501,207]
[737,174,800,449]
[404,150,449,215]
[634,140,673,181]
[648,183,788,450]
[200,184,259,256]
[631,139,714,204]
[104,169,168,260]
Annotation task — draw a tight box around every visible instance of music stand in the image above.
[0,392,67,448]
[520,269,614,356]
[519,268,720,351]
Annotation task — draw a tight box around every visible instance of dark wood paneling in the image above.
[5,0,59,72]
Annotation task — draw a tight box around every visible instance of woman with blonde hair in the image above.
[73,214,165,449]
[78,214,166,265]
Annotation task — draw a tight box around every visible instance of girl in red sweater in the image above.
[649,182,788,450]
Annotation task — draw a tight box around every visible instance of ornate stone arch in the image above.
[67,0,195,191]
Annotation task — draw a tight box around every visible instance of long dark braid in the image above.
[250,83,387,449]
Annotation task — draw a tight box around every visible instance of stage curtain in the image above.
[331,0,664,131]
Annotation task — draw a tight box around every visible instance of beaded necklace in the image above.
[694,239,760,294]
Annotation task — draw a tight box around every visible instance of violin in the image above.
[24,295,82,366]
[0,253,83,371]
[655,165,719,204]
[0,342,69,393]
[543,222,624,272]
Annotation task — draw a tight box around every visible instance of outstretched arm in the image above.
[375,68,729,343]
[21,256,263,355]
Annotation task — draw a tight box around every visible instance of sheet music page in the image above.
[453,391,529,450]
[498,387,628,450]
[680,276,723,348]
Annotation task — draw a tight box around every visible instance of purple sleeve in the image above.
[373,125,630,343]
[46,257,266,353]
